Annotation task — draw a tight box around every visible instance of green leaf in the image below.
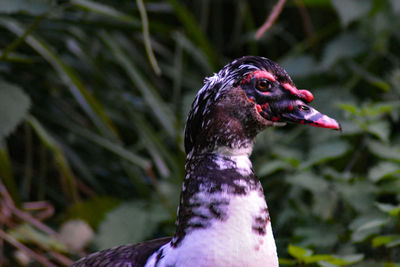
[165,0,218,68]
[316,254,363,266]
[136,0,161,75]
[389,0,400,14]
[304,255,338,264]
[173,32,213,74]
[95,201,170,249]
[0,142,20,204]
[338,103,359,115]
[71,0,139,25]
[321,33,367,68]
[348,62,391,92]
[340,254,364,263]
[331,0,372,26]
[66,125,151,170]
[9,224,67,252]
[101,32,176,138]
[295,225,339,248]
[317,262,337,267]
[0,82,30,140]
[376,203,400,217]
[361,102,400,117]
[288,244,313,260]
[351,217,389,242]
[280,55,320,78]
[301,140,348,168]
[66,196,121,229]
[279,258,296,265]
[365,120,390,143]
[355,218,387,231]
[125,109,174,177]
[367,140,400,162]
[387,238,400,248]
[338,181,376,213]
[372,235,400,248]
[1,19,119,140]
[368,162,400,182]
[302,0,331,7]
[0,0,51,15]
[258,160,291,177]
[288,172,329,194]
[26,116,79,201]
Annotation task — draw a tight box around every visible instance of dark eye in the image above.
[256,79,271,92]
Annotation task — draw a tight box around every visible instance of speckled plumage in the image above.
[72,238,171,267]
[72,56,340,267]
[184,56,293,157]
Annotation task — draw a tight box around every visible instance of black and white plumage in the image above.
[72,56,341,267]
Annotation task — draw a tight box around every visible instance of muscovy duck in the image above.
[72,56,341,267]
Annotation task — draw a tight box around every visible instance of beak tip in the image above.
[326,121,342,131]
[330,120,342,132]
[310,116,341,131]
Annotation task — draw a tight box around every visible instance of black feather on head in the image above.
[184,56,341,156]
[184,56,292,155]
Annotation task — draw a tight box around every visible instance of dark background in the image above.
[0,0,399,266]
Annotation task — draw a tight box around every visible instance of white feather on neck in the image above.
[145,190,278,267]
[213,145,253,176]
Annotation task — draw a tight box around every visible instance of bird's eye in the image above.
[256,79,271,92]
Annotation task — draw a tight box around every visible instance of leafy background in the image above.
[0,0,399,266]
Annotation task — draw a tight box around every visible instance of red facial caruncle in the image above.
[281,83,314,103]
[240,68,341,131]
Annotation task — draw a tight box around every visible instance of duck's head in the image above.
[184,56,341,156]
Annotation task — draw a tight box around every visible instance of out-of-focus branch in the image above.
[294,0,314,41]
[0,180,58,236]
[136,0,162,75]
[0,179,77,266]
[0,228,57,267]
[255,0,287,40]
[23,201,54,221]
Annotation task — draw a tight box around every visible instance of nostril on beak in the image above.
[298,105,310,112]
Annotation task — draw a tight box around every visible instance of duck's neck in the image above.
[173,145,267,246]
[145,145,279,267]
[174,148,263,243]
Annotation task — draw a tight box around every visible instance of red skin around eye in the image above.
[252,70,276,82]
[243,72,314,103]
[242,70,276,84]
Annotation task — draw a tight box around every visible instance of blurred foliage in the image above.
[0,0,399,266]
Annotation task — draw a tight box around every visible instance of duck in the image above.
[72,56,341,267]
